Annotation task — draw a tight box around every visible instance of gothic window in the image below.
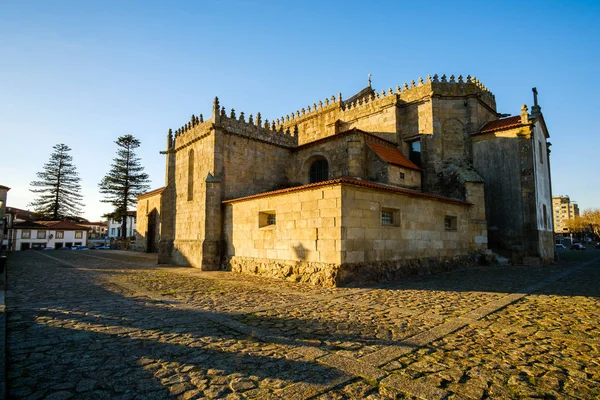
[409,140,421,167]
[309,158,329,183]
[187,149,194,201]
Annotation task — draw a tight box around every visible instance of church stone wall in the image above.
[339,186,476,264]
[224,185,343,286]
[222,133,290,199]
[169,133,215,267]
[135,190,162,253]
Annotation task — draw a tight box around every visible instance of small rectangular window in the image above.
[259,211,276,228]
[37,231,46,239]
[399,172,405,180]
[381,208,399,226]
[539,141,543,164]
[444,216,457,231]
[56,231,64,239]
[75,231,83,239]
[21,230,31,239]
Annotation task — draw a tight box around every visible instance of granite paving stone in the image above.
[5,250,600,399]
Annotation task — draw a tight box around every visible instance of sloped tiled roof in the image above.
[476,116,523,134]
[13,221,48,229]
[367,141,420,171]
[138,187,165,200]
[36,220,88,230]
[223,177,469,206]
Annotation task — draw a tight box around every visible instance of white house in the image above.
[12,220,89,250]
[107,211,136,239]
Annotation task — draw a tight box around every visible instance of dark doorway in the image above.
[147,209,158,253]
[20,243,30,251]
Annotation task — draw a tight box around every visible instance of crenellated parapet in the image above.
[275,93,343,132]
[166,97,298,151]
[165,75,496,151]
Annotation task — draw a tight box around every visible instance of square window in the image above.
[381,208,399,226]
[75,231,83,239]
[444,216,457,231]
[21,230,30,239]
[259,211,276,228]
[56,231,64,239]
[37,231,46,239]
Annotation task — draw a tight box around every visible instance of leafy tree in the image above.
[99,135,150,240]
[581,209,600,240]
[29,143,84,220]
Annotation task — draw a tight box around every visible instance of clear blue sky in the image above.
[1,0,598,221]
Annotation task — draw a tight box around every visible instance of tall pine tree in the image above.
[99,135,150,240]
[29,143,84,220]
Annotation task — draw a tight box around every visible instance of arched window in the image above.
[187,149,194,201]
[309,158,329,183]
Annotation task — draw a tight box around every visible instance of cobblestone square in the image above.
[4,250,600,399]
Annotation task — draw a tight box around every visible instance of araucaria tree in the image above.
[99,135,150,240]
[29,143,84,220]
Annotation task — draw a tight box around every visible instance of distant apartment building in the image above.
[81,221,108,239]
[552,195,579,233]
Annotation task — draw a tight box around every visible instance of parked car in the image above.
[43,247,54,251]
[59,246,72,250]
[570,243,586,250]
[73,246,89,251]
[555,244,566,251]
[94,245,110,249]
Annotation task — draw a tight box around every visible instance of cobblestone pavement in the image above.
[5,250,600,399]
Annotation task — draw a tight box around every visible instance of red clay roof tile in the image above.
[367,142,420,171]
[223,177,469,205]
[476,116,523,134]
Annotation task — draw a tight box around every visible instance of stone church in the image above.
[135,74,554,286]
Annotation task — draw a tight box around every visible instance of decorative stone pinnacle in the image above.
[388,88,393,95]
[403,83,409,90]
[466,75,472,83]
[313,103,317,110]
[520,104,529,124]
[248,114,254,124]
[410,80,416,88]
[230,108,236,119]
[293,125,298,137]
[239,111,244,122]
[338,93,342,103]
[256,112,262,126]
[271,121,276,131]
[325,98,329,106]
[450,75,455,83]
[199,114,204,123]
[191,114,196,126]
[458,75,463,83]
[396,85,401,94]
[264,119,269,129]
[441,74,447,83]
[319,100,323,108]
[221,107,226,117]
[426,74,432,84]
[433,74,439,83]
[213,96,220,111]
[418,77,424,86]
